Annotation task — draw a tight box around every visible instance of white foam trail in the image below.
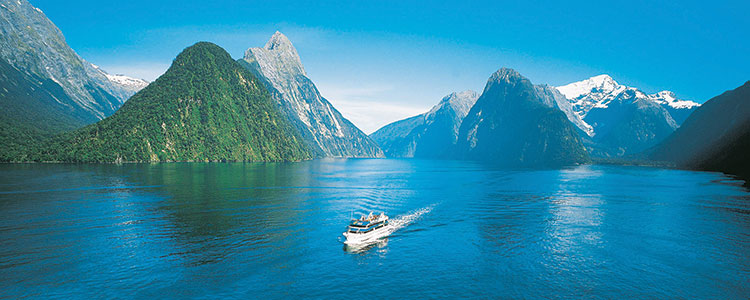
[387,203,436,233]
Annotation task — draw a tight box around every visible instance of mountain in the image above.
[0,0,147,120]
[33,42,310,163]
[650,81,750,180]
[556,75,700,157]
[454,68,590,166]
[370,90,479,158]
[240,31,383,158]
[0,0,147,160]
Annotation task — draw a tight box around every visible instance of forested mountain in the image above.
[33,42,310,162]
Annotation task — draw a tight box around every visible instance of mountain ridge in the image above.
[370,90,479,158]
[555,74,700,157]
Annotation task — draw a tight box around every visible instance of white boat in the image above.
[342,212,391,245]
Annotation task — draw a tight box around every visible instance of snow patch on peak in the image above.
[105,73,149,91]
[648,90,699,109]
[556,74,620,100]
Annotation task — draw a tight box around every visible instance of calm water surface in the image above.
[1,159,749,299]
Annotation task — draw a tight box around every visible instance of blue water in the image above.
[1,159,749,299]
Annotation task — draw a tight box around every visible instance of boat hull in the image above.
[343,225,392,245]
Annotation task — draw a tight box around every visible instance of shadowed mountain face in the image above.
[650,81,750,181]
[370,90,479,158]
[454,68,589,166]
[556,75,699,157]
[34,42,310,163]
[240,32,383,158]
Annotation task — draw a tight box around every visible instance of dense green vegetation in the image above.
[0,59,92,162]
[31,42,310,162]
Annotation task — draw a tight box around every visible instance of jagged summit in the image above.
[482,68,535,96]
[265,31,294,50]
[556,74,699,117]
[244,31,305,77]
[488,68,524,83]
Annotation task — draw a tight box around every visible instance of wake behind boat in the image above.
[343,212,391,245]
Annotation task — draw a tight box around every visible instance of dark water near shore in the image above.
[1,160,749,299]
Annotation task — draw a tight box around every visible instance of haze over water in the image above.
[1,160,749,298]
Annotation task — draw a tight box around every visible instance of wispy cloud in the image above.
[330,99,427,134]
[318,83,428,134]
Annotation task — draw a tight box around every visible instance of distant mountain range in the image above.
[370,90,478,158]
[372,68,590,166]
[371,72,709,167]
[240,32,383,158]
[556,75,700,157]
[650,81,750,181]
[34,42,310,163]
[2,0,748,181]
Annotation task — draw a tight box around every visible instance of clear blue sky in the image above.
[30,0,749,133]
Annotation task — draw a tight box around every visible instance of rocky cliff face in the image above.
[556,75,700,157]
[454,68,589,166]
[370,90,478,158]
[241,31,383,158]
[0,0,147,122]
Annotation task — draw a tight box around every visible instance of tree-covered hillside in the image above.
[33,42,310,162]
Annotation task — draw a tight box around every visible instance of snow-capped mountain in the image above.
[555,75,700,157]
[557,75,699,125]
[241,32,383,158]
[370,90,479,158]
[102,71,149,95]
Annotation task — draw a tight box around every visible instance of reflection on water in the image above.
[343,238,389,255]
[0,161,749,298]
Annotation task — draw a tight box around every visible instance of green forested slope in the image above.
[33,42,310,162]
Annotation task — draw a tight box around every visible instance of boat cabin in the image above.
[347,212,388,234]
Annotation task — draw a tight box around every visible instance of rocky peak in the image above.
[244,31,305,77]
[265,31,294,51]
[427,90,479,119]
[482,68,534,96]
